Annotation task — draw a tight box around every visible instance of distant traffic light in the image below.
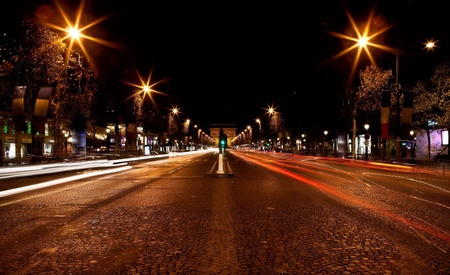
[219,132,227,153]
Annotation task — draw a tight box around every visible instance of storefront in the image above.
[3,135,16,159]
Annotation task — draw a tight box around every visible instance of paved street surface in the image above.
[0,150,449,274]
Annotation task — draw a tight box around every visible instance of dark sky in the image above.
[7,0,450,133]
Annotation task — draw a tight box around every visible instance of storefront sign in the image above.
[21,138,32,143]
[5,136,15,142]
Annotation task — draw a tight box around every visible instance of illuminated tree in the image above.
[1,17,98,156]
[430,61,450,127]
[413,61,450,159]
[357,65,393,112]
[0,18,65,129]
[348,64,392,157]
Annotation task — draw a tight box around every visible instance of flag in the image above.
[32,87,52,134]
[13,86,27,132]
[381,92,390,139]
[401,91,413,139]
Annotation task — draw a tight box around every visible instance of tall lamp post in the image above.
[410,130,415,162]
[301,134,306,155]
[256,118,261,147]
[64,132,69,157]
[364,124,370,161]
[394,52,403,162]
[106,128,110,154]
[184,119,190,150]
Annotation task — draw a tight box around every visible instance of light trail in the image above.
[230,150,450,248]
[0,165,132,199]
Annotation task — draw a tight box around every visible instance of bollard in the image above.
[217,153,225,174]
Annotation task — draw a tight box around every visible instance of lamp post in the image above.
[64,132,69,157]
[410,130,415,162]
[301,134,306,155]
[193,125,198,150]
[256,118,261,131]
[364,124,370,161]
[106,128,110,155]
[256,118,261,147]
[323,130,328,156]
[393,52,403,162]
[184,119,190,150]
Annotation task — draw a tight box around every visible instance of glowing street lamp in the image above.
[123,67,169,108]
[256,118,261,131]
[47,0,115,67]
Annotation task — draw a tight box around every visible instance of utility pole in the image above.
[395,53,402,162]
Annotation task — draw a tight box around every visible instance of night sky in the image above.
[6,0,449,133]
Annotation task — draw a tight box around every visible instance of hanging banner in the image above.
[12,86,27,132]
[381,91,390,139]
[401,91,413,139]
[32,87,53,134]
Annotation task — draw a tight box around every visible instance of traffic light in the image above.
[219,132,227,153]
[219,134,226,152]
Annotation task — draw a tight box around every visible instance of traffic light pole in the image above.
[217,125,225,174]
[217,153,225,174]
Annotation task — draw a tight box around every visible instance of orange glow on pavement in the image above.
[230,150,450,246]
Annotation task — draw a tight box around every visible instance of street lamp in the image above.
[184,119,190,150]
[301,134,306,154]
[106,128,111,157]
[256,118,261,131]
[323,130,328,156]
[364,124,370,161]
[64,132,69,157]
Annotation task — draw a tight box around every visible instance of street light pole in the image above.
[64,132,69,157]
[106,128,110,159]
[394,52,402,162]
[410,130,415,163]
[301,134,305,155]
[364,124,370,161]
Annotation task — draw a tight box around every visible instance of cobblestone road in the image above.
[0,151,449,274]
